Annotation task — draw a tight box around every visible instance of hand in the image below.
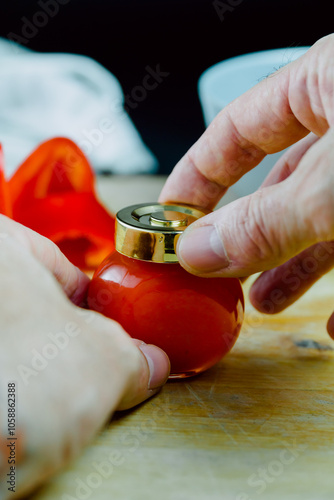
[159,34,334,338]
[0,215,170,498]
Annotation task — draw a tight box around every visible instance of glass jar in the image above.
[88,203,244,378]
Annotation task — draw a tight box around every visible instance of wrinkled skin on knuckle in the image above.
[289,34,334,134]
[211,192,286,276]
[292,131,334,243]
[305,191,334,244]
[241,192,287,268]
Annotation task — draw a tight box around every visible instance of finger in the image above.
[27,233,90,305]
[327,312,334,340]
[159,35,333,209]
[176,129,334,277]
[249,242,334,314]
[260,133,319,188]
[0,215,89,304]
[115,339,170,411]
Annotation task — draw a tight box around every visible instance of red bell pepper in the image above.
[0,145,12,218]
[9,137,95,204]
[1,138,115,271]
[15,192,115,270]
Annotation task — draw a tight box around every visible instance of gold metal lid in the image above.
[115,203,209,263]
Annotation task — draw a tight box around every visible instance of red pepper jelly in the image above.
[88,203,244,378]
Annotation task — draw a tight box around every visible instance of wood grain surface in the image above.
[28,176,334,500]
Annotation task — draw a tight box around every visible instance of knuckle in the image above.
[300,141,334,242]
[242,192,284,265]
[307,195,334,242]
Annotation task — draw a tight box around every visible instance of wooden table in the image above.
[30,176,334,500]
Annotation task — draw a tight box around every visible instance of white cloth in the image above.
[0,37,157,175]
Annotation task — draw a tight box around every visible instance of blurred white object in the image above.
[0,37,157,175]
[198,46,310,198]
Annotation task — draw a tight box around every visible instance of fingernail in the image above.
[138,344,171,390]
[178,225,229,273]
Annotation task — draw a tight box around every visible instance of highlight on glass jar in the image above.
[87,203,244,378]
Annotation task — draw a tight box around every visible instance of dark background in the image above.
[0,0,332,173]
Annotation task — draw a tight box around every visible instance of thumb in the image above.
[117,339,171,410]
[176,179,319,278]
